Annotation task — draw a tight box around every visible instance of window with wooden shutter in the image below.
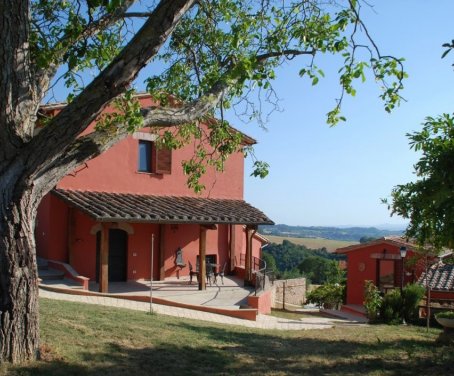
[154,145,172,174]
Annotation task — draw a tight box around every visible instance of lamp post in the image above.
[150,234,155,314]
[399,246,407,294]
[399,246,407,325]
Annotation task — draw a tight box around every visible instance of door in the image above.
[96,229,128,282]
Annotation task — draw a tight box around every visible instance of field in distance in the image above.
[265,235,358,252]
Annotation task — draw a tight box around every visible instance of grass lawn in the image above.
[266,235,357,252]
[2,298,453,376]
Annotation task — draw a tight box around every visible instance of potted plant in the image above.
[435,311,454,329]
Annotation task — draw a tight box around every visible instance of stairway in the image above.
[37,258,65,281]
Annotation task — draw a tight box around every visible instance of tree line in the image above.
[263,240,345,284]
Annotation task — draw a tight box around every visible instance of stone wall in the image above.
[271,277,306,310]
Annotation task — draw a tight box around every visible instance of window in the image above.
[138,140,152,172]
[137,140,172,174]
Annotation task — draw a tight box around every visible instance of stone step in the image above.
[37,257,49,271]
[38,268,65,281]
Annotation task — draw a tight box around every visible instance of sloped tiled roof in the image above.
[53,189,274,225]
[334,236,416,254]
[418,262,454,291]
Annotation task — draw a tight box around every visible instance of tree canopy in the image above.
[387,113,454,250]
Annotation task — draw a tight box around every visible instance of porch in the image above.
[48,189,273,294]
[39,275,261,320]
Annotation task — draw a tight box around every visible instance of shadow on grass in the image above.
[9,322,454,376]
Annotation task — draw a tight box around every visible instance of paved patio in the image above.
[40,275,254,309]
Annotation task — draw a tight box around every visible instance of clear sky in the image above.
[230,0,454,228]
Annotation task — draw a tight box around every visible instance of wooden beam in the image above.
[229,224,236,274]
[99,223,110,293]
[159,224,165,281]
[67,207,76,265]
[198,226,207,290]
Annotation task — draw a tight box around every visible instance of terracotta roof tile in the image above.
[53,189,274,225]
[419,262,454,291]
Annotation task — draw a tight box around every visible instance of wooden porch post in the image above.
[199,226,207,291]
[229,224,236,273]
[159,224,165,281]
[244,225,257,286]
[198,224,217,290]
[99,223,110,293]
[67,207,76,265]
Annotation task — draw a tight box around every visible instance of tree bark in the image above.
[0,187,40,363]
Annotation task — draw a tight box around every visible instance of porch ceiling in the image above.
[52,189,274,225]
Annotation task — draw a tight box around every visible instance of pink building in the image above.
[35,94,273,292]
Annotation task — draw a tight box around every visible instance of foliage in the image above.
[280,268,303,280]
[265,240,343,272]
[297,256,345,284]
[261,251,278,274]
[364,281,425,325]
[364,280,382,322]
[380,289,402,325]
[435,311,454,319]
[401,283,425,323]
[359,236,377,244]
[306,283,344,309]
[386,113,454,250]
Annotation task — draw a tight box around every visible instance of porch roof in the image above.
[53,189,274,225]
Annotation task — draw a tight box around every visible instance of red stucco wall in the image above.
[56,135,245,199]
[430,291,454,300]
[344,243,415,305]
[53,96,245,200]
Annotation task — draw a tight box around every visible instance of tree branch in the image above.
[28,0,196,181]
[34,0,137,103]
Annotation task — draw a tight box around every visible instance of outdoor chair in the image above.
[188,261,199,284]
[215,261,227,285]
[206,262,215,286]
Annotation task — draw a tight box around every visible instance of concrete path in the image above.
[39,288,363,331]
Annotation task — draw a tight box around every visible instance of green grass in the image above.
[270,308,310,320]
[1,298,453,375]
[266,235,357,252]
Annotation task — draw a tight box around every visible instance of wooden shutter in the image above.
[154,145,172,174]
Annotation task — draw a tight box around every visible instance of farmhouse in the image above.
[35,94,273,293]
[335,237,454,316]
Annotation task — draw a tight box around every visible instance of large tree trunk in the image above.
[0,188,40,363]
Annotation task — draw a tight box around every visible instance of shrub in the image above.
[436,311,454,319]
[363,281,382,322]
[380,289,402,325]
[401,283,425,323]
[306,283,344,309]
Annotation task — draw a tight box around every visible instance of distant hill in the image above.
[259,224,403,242]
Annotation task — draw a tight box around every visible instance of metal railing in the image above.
[238,253,275,294]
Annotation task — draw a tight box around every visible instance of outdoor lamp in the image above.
[399,246,407,258]
[399,245,408,324]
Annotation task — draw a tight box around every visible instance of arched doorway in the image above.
[96,229,128,282]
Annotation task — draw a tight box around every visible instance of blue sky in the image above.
[232,0,454,228]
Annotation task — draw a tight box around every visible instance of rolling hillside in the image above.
[265,235,357,252]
